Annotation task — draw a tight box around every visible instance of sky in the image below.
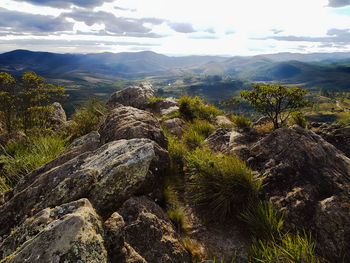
[0,0,350,56]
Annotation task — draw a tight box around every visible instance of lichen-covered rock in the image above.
[99,106,168,149]
[310,122,350,158]
[215,115,233,128]
[118,196,192,263]
[161,118,186,137]
[107,83,154,110]
[0,139,155,237]
[46,102,67,128]
[147,97,179,117]
[204,128,231,153]
[248,125,350,262]
[0,198,107,263]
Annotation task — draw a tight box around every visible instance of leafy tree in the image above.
[0,72,16,133]
[18,72,67,132]
[220,97,241,114]
[240,84,309,129]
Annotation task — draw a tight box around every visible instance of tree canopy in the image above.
[240,83,309,129]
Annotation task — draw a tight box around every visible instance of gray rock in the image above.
[107,83,154,110]
[0,198,107,263]
[46,102,67,128]
[162,118,186,137]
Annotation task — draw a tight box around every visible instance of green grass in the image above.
[240,201,284,240]
[231,114,252,128]
[145,96,165,108]
[0,135,68,192]
[248,232,319,263]
[185,148,262,220]
[336,111,350,125]
[167,134,188,163]
[190,120,215,138]
[178,95,222,121]
[162,110,180,120]
[290,111,307,128]
[182,129,205,150]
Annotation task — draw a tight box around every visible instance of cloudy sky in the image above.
[0,0,350,55]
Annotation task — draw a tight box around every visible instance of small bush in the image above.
[167,134,188,163]
[182,129,205,150]
[168,207,190,234]
[231,114,252,128]
[0,135,67,190]
[178,95,221,121]
[69,98,106,139]
[240,201,284,240]
[248,232,319,263]
[190,120,214,138]
[185,148,262,220]
[290,111,307,128]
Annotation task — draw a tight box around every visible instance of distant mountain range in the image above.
[1,49,350,91]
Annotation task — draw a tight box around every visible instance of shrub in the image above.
[69,98,106,139]
[178,95,221,121]
[248,232,319,263]
[231,114,252,128]
[0,135,67,190]
[290,111,307,128]
[190,120,214,138]
[167,134,188,163]
[185,148,262,220]
[240,201,284,240]
[182,129,205,150]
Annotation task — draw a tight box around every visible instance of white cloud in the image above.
[0,0,350,55]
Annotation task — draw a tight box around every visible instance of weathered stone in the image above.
[46,102,67,128]
[204,128,231,153]
[99,106,168,149]
[147,97,179,117]
[249,125,350,262]
[0,198,107,263]
[161,118,186,137]
[118,196,192,263]
[0,138,155,237]
[107,83,154,110]
[310,122,350,158]
[215,115,233,128]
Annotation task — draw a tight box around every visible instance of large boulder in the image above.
[46,102,67,128]
[0,198,107,263]
[248,125,350,262]
[310,122,350,158]
[0,138,155,237]
[118,196,192,263]
[107,83,154,110]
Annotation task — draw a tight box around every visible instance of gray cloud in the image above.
[168,22,195,33]
[259,28,350,44]
[63,9,163,37]
[13,0,114,8]
[0,7,73,33]
[328,0,350,7]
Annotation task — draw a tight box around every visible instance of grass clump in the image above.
[248,232,319,263]
[336,111,350,126]
[69,98,106,139]
[162,110,180,120]
[182,129,205,150]
[182,237,207,262]
[231,114,252,128]
[178,95,222,121]
[0,135,67,191]
[167,134,188,164]
[190,120,214,138]
[185,148,261,220]
[240,201,284,240]
[146,96,164,107]
[290,111,307,128]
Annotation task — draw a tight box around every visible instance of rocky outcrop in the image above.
[0,198,107,262]
[106,83,154,110]
[147,97,179,117]
[118,196,191,263]
[0,138,155,237]
[162,118,186,137]
[309,122,350,158]
[100,106,167,149]
[248,126,350,262]
[47,102,67,128]
[215,115,233,127]
[204,128,231,153]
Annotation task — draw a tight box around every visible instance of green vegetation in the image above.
[182,129,205,150]
[0,72,16,134]
[178,95,222,121]
[290,111,307,128]
[185,147,261,220]
[231,114,252,128]
[145,96,165,108]
[0,135,67,192]
[69,98,107,139]
[240,202,284,240]
[248,232,319,263]
[167,133,188,164]
[240,84,309,129]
